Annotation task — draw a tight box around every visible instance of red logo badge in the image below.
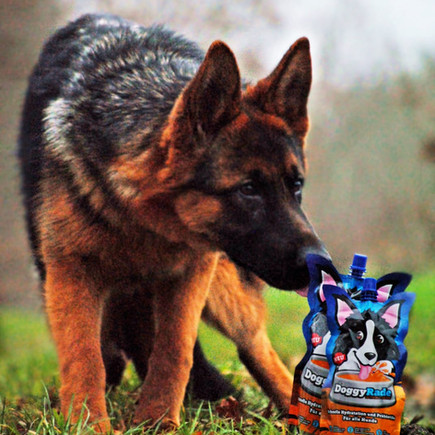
[333,352,347,365]
[311,333,323,347]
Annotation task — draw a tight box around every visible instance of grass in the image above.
[0,271,433,433]
[405,272,435,374]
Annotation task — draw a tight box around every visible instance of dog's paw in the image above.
[133,412,179,432]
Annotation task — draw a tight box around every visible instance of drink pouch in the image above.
[288,254,349,433]
[289,254,413,434]
[320,276,415,435]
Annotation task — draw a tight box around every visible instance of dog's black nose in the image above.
[298,245,331,265]
[364,352,376,361]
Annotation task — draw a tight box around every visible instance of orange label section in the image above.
[319,385,405,435]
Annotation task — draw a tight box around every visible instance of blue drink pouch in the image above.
[320,274,414,435]
[289,254,367,432]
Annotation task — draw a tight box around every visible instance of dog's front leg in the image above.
[134,253,219,428]
[45,260,110,433]
[204,258,293,413]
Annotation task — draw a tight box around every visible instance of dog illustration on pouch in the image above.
[332,295,402,380]
[19,13,328,431]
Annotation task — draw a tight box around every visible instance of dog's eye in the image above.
[294,180,303,203]
[376,334,385,344]
[356,331,364,341]
[290,178,304,204]
[238,181,259,197]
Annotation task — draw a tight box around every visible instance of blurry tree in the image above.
[76,0,282,79]
[305,58,435,274]
[297,0,434,274]
[0,0,433,308]
[0,0,68,306]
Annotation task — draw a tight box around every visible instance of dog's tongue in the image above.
[359,365,372,380]
[295,286,309,297]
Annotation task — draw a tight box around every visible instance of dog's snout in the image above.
[298,245,331,265]
[364,352,376,361]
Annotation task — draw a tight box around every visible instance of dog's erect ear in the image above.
[376,284,393,303]
[245,37,312,135]
[181,41,241,135]
[319,271,340,302]
[158,42,240,185]
[305,254,342,303]
[376,273,412,302]
[335,296,360,326]
[378,301,402,329]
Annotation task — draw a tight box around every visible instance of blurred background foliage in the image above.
[0,0,434,308]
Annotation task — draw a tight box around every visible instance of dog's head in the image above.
[333,296,401,377]
[157,38,328,290]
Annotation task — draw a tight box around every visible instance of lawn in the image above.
[0,271,433,433]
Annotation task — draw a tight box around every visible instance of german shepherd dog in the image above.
[19,14,328,431]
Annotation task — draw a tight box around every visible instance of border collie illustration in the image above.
[332,296,402,380]
[306,256,345,361]
[300,268,409,398]
[300,264,342,397]
[310,271,339,358]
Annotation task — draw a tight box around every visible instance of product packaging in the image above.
[288,254,366,432]
[289,254,414,435]
[319,275,414,435]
